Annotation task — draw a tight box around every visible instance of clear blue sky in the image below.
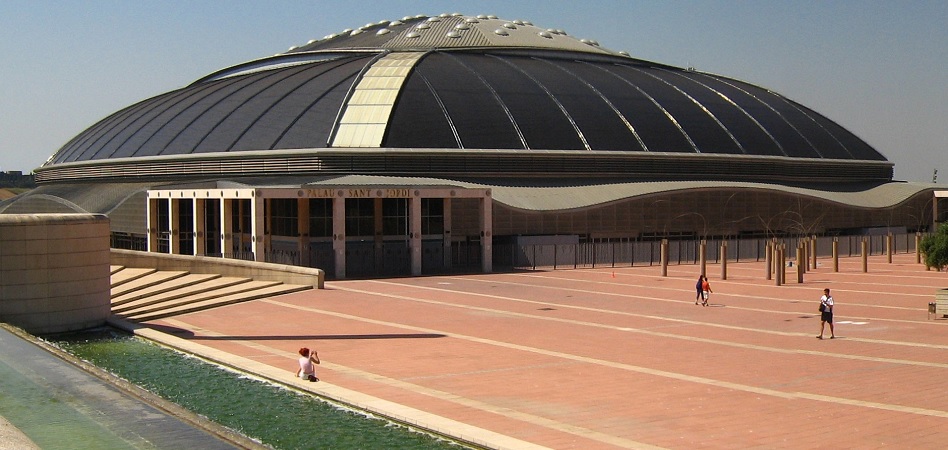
[2,1,945,182]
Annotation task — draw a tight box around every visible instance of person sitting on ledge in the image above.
[296,347,320,382]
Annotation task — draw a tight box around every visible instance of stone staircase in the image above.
[110,265,311,322]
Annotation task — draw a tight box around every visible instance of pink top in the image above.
[299,356,315,375]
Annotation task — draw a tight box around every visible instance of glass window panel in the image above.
[270,198,299,236]
[382,198,408,236]
[345,198,375,236]
[422,198,444,235]
[308,199,333,237]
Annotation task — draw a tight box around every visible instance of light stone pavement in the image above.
[117,252,948,449]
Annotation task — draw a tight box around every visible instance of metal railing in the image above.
[497,233,924,271]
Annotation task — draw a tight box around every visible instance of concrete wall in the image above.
[0,214,111,334]
[111,249,324,289]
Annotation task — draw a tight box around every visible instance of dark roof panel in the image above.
[383,72,461,148]
[527,59,644,151]
[233,56,370,151]
[407,52,524,149]
[465,54,586,150]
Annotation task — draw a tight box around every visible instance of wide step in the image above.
[125,283,311,322]
[110,266,311,321]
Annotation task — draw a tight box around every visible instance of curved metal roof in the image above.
[5,176,934,216]
[43,13,888,182]
[289,175,932,212]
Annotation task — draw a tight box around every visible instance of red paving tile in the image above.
[141,253,948,449]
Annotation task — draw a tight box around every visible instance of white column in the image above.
[221,198,233,258]
[251,192,266,262]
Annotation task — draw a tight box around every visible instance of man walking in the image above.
[818,288,836,339]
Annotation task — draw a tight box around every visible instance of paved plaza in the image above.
[125,252,948,449]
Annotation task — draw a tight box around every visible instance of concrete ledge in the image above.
[111,249,324,289]
[0,414,40,450]
[935,288,948,318]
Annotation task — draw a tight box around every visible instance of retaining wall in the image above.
[0,214,111,334]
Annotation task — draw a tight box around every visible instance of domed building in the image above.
[3,13,938,278]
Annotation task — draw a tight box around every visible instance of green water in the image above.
[50,328,464,450]
[0,356,135,450]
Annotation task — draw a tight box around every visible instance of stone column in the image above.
[480,193,493,273]
[194,198,206,256]
[147,197,159,253]
[298,198,311,267]
[410,194,423,276]
[333,196,346,279]
[374,198,384,270]
[169,198,180,255]
[443,198,453,270]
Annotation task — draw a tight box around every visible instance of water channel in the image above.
[45,327,465,450]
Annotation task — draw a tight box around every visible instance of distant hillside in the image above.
[0,188,20,200]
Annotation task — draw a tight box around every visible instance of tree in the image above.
[920,222,948,271]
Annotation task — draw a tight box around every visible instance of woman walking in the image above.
[700,275,712,306]
[695,275,704,305]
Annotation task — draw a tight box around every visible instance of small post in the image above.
[660,239,668,277]
[720,240,728,280]
[916,232,922,264]
[832,237,839,272]
[775,245,782,286]
[765,242,773,280]
[699,239,707,278]
[861,238,869,273]
[796,245,804,283]
[887,232,893,264]
[811,235,818,269]
[781,244,788,284]
[798,237,810,273]
[775,241,782,282]
[804,237,811,271]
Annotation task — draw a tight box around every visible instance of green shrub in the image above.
[920,222,948,271]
